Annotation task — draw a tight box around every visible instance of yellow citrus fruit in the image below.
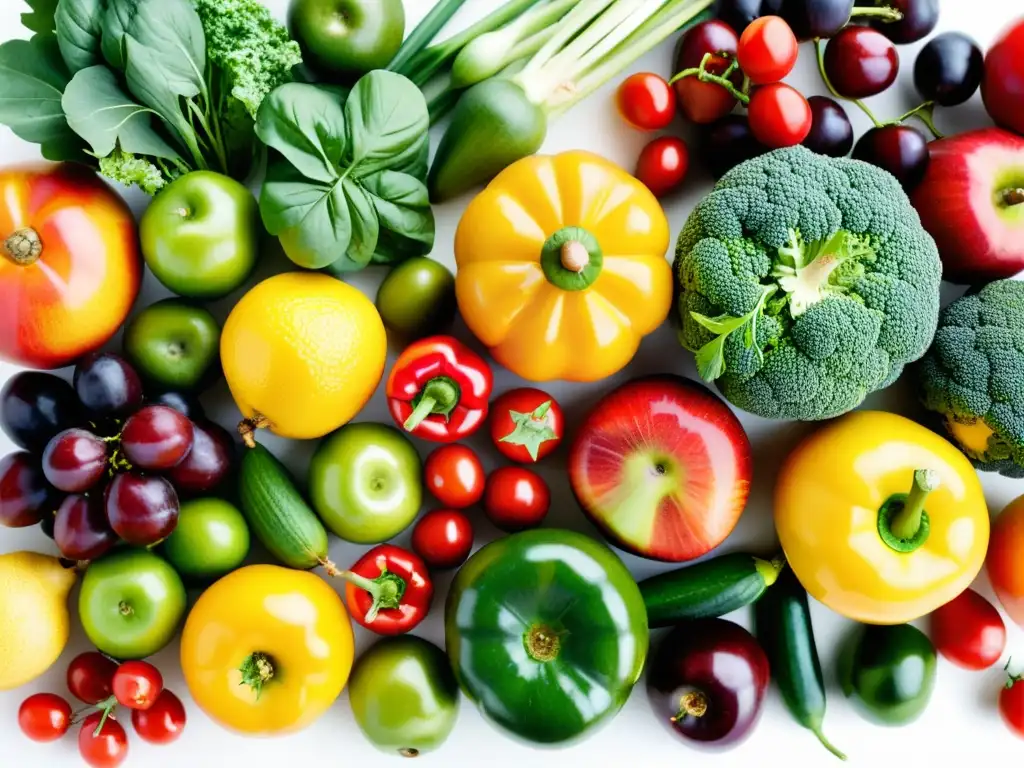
[221,273,387,440]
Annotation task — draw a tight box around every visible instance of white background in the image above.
[1,0,1022,765]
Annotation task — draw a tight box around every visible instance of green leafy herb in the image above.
[54,0,106,74]
[22,0,60,34]
[0,35,74,148]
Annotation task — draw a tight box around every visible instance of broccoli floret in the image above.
[916,280,1024,478]
[673,145,942,421]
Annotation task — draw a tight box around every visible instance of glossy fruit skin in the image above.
[853,124,929,189]
[349,636,459,757]
[343,545,433,636]
[748,83,812,148]
[123,299,221,392]
[79,548,187,660]
[702,115,767,177]
[780,0,853,39]
[837,623,936,725]
[1001,676,1024,739]
[54,494,118,561]
[150,391,204,422]
[446,529,648,745]
[131,689,186,745]
[161,498,250,580]
[0,164,141,369]
[74,354,143,418]
[714,0,784,33]
[18,693,72,742]
[309,422,422,543]
[483,467,550,533]
[289,0,404,78]
[617,73,677,130]
[982,19,1024,135]
[489,388,564,463]
[140,171,261,300]
[929,588,1006,670]
[914,32,983,107]
[67,652,118,705]
[167,421,234,496]
[569,376,752,563]
[424,444,484,509]
[180,564,354,735]
[78,711,128,768]
[824,26,899,99]
[0,372,82,451]
[673,21,742,124]
[647,618,769,749]
[120,405,194,470]
[112,660,163,710]
[375,257,456,341]
[987,495,1024,627]
[868,0,938,44]
[42,428,107,493]
[104,473,180,546]
[411,509,473,569]
[802,95,853,157]
[0,452,55,527]
[737,16,799,84]
[635,137,690,198]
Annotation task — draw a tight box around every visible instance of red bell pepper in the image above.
[339,545,433,635]
[385,335,493,443]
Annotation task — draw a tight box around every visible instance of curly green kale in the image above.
[98,147,173,196]
[674,145,942,421]
[916,280,1024,478]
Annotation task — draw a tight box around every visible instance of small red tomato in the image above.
[18,693,72,742]
[412,509,474,569]
[67,651,119,705]
[929,588,1006,670]
[489,388,564,464]
[748,83,812,148]
[636,137,690,198]
[737,16,799,85]
[424,444,485,509]
[617,72,677,131]
[112,660,163,710]
[1001,668,1024,739]
[131,689,186,745]
[674,20,742,124]
[78,712,128,768]
[484,467,551,533]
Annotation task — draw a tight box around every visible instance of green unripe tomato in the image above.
[162,498,250,580]
[375,257,456,341]
[288,0,405,80]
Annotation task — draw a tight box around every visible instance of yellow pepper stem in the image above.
[239,652,275,700]
[877,469,940,553]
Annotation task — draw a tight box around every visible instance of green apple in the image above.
[288,0,405,79]
[162,498,250,580]
[123,298,221,392]
[309,422,422,543]
[140,171,261,300]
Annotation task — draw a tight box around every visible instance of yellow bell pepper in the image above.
[775,410,989,625]
[453,150,672,382]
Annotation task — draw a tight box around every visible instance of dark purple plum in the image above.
[73,353,143,418]
[914,32,984,106]
[0,372,82,452]
[867,0,938,44]
[853,124,930,188]
[702,115,768,178]
[803,96,854,157]
[149,391,205,422]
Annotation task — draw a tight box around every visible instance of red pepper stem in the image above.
[339,567,407,623]
[403,376,461,432]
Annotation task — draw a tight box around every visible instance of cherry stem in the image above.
[668,52,749,104]
[849,5,904,22]
[670,690,708,722]
[891,101,944,139]
[813,38,882,127]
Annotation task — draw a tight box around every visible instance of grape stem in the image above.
[891,101,945,139]
[669,53,749,104]
[813,38,882,127]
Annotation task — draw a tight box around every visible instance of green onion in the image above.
[387,0,471,77]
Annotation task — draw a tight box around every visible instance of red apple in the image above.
[982,18,1024,136]
[911,128,1024,283]
[567,375,751,562]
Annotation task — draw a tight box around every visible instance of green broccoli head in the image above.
[674,145,942,420]
[916,280,1024,478]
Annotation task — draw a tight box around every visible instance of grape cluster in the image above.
[0,353,233,561]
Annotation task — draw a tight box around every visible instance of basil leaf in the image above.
[359,170,434,263]
[255,84,345,185]
[344,70,429,178]
[100,0,140,69]
[0,35,74,146]
[22,0,60,34]
[55,0,107,73]
[62,64,181,159]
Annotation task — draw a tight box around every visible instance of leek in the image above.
[388,0,470,76]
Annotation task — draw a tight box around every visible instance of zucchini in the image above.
[638,552,785,627]
[754,568,846,761]
[238,443,330,571]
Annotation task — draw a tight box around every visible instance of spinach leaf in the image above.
[255,83,345,185]
[344,70,430,178]
[341,178,380,267]
[22,0,60,34]
[62,65,182,160]
[360,170,434,261]
[0,35,73,146]
[100,0,140,69]
[55,0,107,73]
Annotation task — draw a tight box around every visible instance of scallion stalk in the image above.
[388,0,471,76]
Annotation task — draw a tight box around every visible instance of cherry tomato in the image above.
[987,495,1024,627]
[1001,668,1024,739]
[617,73,677,131]
[78,712,128,768]
[673,20,742,124]
[737,15,799,85]
[131,689,187,745]
[928,588,1006,670]
[424,444,485,509]
[489,388,565,464]
[747,83,812,148]
[635,137,690,199]
[18,693,72,742]
[111,660,163,710]
[483,467,550,533]
[411,508,474,569]
[67,652,119,705]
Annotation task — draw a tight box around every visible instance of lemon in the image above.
[0,551,77,690]
[221,273,387,440]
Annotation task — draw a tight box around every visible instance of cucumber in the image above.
[238,443,330,571]
[638,552,785,628]
[754,568,846,761]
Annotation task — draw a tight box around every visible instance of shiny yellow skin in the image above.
[220,272,387,440]
[0,552,76,690]
[180,565,354,736]
[775,411,989,625]
[454,150,672,382]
